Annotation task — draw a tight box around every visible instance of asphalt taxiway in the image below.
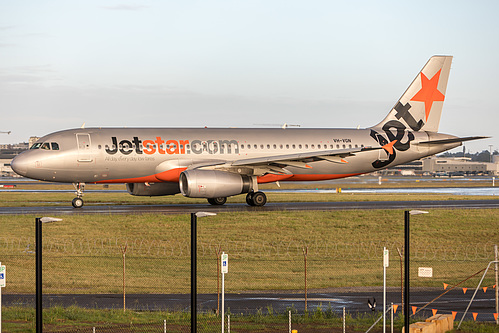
[3,288,496,322]
[0,199,497,215]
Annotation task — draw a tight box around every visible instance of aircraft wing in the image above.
[189,145,384,175]
[231,147,369,167]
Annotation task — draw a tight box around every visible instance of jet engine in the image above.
[126,182,180,196]
[179,170,255,198]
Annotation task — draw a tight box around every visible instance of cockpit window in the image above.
[29,142,60,150]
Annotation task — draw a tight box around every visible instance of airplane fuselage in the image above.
[12,127,459,184]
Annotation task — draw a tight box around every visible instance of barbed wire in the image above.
[0,236,496,261]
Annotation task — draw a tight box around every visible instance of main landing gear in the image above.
[246,191,267,207]
[72,182,85,208]
[207,197,227,205]
[206,191,267,207]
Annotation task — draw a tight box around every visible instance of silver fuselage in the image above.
[11,127,459,184]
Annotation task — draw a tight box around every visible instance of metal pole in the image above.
[303,246,308,312]
[404,211,410,333]
[391,303,394,333]
[35,217,42,333]
[343,307,346,333]
[383,247,387,333]
[0,262,2,333]
[222,253,225,333]
[495,245,498,325]
[191,213,197,333]
[122,245,127,313]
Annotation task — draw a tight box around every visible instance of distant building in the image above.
[0,138,36,176]
[422,156,497,176]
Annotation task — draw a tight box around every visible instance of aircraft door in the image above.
[76,133,93,162]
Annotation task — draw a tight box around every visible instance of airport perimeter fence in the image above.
[1,235,498,332]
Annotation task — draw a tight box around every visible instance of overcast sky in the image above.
[1,0,497,153]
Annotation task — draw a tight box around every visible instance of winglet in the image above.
[382,140,397,155]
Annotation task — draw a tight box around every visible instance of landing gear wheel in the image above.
[72,197,84,208]
[246,192,254,205]
[208,197,227,205]
[246,191,267,207]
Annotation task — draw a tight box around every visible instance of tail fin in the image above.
[372,56,453,132]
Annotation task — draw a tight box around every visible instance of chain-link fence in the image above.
[0,214,498,332]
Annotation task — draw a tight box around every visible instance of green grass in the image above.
[1,209,497,294]
[2,306,497,332]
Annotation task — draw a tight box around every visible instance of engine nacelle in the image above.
[126,182,180,196]
[179,170,255,198]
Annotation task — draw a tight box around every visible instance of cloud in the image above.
[101,4,149,11]
[0,65,59,85]
[0,43,16,48]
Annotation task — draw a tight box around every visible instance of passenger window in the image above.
[41,142,51,150]
[267,144,270,149]
[305,144,308,149]
[254,144,257,149]
[51,142,60,150]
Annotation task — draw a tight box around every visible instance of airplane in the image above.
[11,56,487,208]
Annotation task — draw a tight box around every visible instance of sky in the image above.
[1,0,498,153]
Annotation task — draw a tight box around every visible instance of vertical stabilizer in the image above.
[372,56,453,132]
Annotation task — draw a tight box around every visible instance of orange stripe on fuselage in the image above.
[95,171,363,184]
[94,167,187,184]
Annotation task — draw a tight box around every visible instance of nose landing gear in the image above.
[72,182,85,208]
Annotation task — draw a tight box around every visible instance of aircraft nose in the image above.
[11,153,29,176]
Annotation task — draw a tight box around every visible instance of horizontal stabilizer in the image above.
[416,136,489,145]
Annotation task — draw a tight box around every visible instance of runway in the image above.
[0,199,498,215]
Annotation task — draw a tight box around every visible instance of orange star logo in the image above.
[410,69,445,121]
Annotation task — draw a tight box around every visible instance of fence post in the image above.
[343,307,346,333]
[216,245,221,316]
[396,248,403,312]
[121,244,127,313]
[495,244,498,325]
[164,319,167,333]
[303,246,308,312]
[289,310,291,333]
[391,303,394,333]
